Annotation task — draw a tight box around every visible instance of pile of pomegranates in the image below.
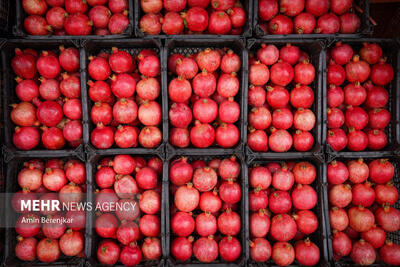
[88,47,162,149]
[12,158,86,263]
[139,0,246,35]
[168,47,241,148]
[258,0,361,35]
[169,156,242,263]
[22,0,130,36]
[248,161,321,266]
[247,43,317,152]
[11,47,83,150]
[328,158,400,265]
[326,42,394,152]
[94,155,163,266]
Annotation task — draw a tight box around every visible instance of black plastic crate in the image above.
[245,157,329,267]
[3,156,89,267]
[245,38,324,162]
[165,153,247,266]
[164,38,247,157]
[0,39,86,162]
[322,39,400,160]
[0,0,10,35]
[80,39,166,158]
[85,153,165,267]
[253,0,372,38]
[13,0,134,39]
[134,0,253,38]
[324,156,400,266]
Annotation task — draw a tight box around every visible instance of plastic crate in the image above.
[246,157,329,267]
[80,39,165,158]
[245,38,325,162]
[134,0,253,38]
[0,39,85,162]
[13,0,134,39]
[165,153,247,267]
[164,38,247,158]
[253,0,372,38]
[322,39,400,160]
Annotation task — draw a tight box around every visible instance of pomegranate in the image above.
[249,190,268,211]
[327,108,345,128]
[247,129,268,152]
[348,205,375,232]
[219,180,241,204]
[268,14,293,34]
[347,128,368,151]
[306,0,329,16]
[329,184,352,208]
[295,238,320,266]
[345,106,368,130]
[269,128,293,152]
[172,212,195,237]
[16,213,41,237]
[350,239,376,265]
[171,237,193,261]
[257,44,279,66]
[140,214,160,236]
[219,236,241,262]
[221,50,241,73]
[175,183,200,212]
[266,86,289,109]
[183,7,209,32]
[345,55,371,83]
[24,15,51,35]
[376,205,400,232]
[365,86,388,108]
[352,182,375,207]
[293,161,316,184]
[97,240,120,265]
[294,210,318,234]
[270,214,297,241]
[272,108,293,130]
[370,59,394,86]
[375,182,398,205]
[270,61,294,86]
[250,237,271,262]
[360,43,383,65]
[36,238,60,263]
[190,121,215,148]
[361,225,386,249]
[328,160,349,184]
[344,82,367,106]
[59,230,84,256]
[250,210,270,237]
[269,190,292,214]
[193,236,218,263]
[120,243,142,267]
[258,0,278,21]
[271,242,295,266]
[328,63,346,86]
[332,231,352,257]
[15,79,39,102]
[294,12,316,34]
[199,190,222,213]
[316,13,340,34]
[292,184,317,210]
[249,107,272,130]
[15,236,37,261]
[95,213,118,238]
[369,159,394,184]
[340,13,361,34]
[91,123,114,149]
[380,240,400,265]
[196,212,217,236]
[368,108,390,129]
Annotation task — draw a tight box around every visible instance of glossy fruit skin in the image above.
[327,108,344,129]
[272,242,295,266]
[16,213,41,237]
[140,13,161,35]
[380,241,400,265]
[269,14,293,34]
[290,85,314,108]
[376,206,400,232]
[267,86,289,108]
[190,122,215,148]
[196,212,217,237]
[175,184,199,212]
[199,191,222,213]
[294,12,316,34]
[120,244,142,267]
[219,181,241,204]
[269,190,292,214]
[97,240,120,265]
[347,129,368,151]
[171,236,193,261]
[250,237,271,262]
[184,7,209,32]
[91,124,114,149]
[350,240,376,266]
[295,239,320,266]
[25,15,51,35]
[259,0,278,21]
[345,107,368,130]
[249,62,269,86]
[270,214,297,242]
[140,214,160,236]
[36,238,60,263]
[269,129,293,152]
[15,236,37,261]
[219,236,241,262]
[329,184,352,208]
[348,206,375,232]
[272,108,293,130]
[250,211,270,237]
[248,129,268,152]
[375,182,398,205]
[208,11,232,35]
[368,108,390,129]
[270,61,294,86]
[344,83,367,106]
[36,101,63,127]
[317,13,340,34]
[295,210,318,235]
[361,225,386,249]
[292,184,317,210]
[193,236,218,263]
[370,60,394,86]
[328,161,349,184]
